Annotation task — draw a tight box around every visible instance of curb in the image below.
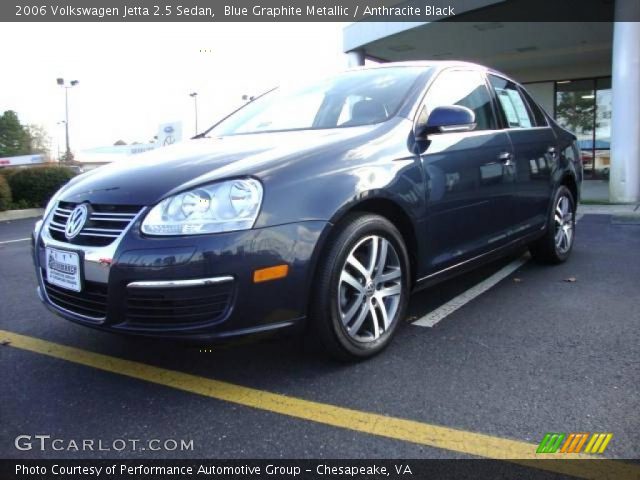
[0,208,44,222]
[579,203,640,216]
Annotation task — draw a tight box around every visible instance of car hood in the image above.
[60,126,383,206]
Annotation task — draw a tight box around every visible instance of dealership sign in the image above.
[157,121,182,147]
[0,154,45,167]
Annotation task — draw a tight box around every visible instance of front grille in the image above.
[48,201,142,246]
[42,270,108,320]
[126,282,233,327]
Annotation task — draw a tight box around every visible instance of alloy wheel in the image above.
[554,195,574,254]
[337,235,403,342]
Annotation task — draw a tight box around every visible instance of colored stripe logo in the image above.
[537,432,613,454]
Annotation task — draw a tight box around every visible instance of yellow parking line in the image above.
[1,329,637,480]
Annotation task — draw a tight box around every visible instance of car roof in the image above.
[352,60,512,82]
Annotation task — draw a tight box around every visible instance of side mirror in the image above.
[416,105,476,138]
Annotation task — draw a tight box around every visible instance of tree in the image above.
[555,92,596,135]
[60,151,75,163]
[0,110,31,157]
[26,124,51,157]
[113,139,127,146]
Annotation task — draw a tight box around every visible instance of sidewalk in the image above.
[581,179,610,203]
[0,208,43,222]
[579,203,640,216]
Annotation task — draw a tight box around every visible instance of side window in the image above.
[489,75,534,128]
[420,70,497,131]
[520,88,548,126]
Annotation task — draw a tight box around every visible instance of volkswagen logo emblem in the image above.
[364,281,375,297]
[65,204,88,240]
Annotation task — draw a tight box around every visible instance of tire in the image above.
[309,213,411,361]
[529,185,576,264]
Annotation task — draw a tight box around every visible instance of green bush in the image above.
[0,167,21,179]
[8,166,75,208]
[0,175,12,211]
[11,199,32,210]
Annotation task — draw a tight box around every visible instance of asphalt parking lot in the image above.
[1,213,638,468]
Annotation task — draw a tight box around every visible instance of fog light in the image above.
[253,264,289,283]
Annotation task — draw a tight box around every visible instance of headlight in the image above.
[141,178,263,236]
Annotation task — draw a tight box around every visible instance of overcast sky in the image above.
[0,22,347,155]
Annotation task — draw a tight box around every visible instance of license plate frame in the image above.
[45,247,82,292]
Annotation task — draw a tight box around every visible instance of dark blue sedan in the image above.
[33,62,581,360]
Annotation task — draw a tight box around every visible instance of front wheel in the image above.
[529,185,576,264]
[310,214,410,361]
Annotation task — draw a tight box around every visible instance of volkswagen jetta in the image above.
[33,62,581,360]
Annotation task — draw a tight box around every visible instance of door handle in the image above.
[498,151,514,167]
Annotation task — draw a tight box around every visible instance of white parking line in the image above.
[412,254,529,327]
[0,237,30,245]
[414,213,585,328]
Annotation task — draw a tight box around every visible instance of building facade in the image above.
[343,0,640,203]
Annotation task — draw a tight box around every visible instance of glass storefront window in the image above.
[554,77,612,179]
[594,78,612,178]
[555,79,596,177]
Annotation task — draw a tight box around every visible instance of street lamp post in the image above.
[56,78,79,162]
[189,92,198,135]
[56,120,66,163]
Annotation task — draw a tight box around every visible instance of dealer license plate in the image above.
[46,247,81,292]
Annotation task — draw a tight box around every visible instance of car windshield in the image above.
[207,67,430,136]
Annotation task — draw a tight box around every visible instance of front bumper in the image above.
[33,212,330,340]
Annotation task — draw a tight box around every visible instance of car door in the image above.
[488,75,557,234]
[418,69,515,273]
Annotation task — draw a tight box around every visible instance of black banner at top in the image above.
[4,0,640,22]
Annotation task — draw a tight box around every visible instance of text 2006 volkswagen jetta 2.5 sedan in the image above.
[33,62,581,360]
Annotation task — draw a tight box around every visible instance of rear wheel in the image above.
[529,185,576,264]
[310,214,410,361]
